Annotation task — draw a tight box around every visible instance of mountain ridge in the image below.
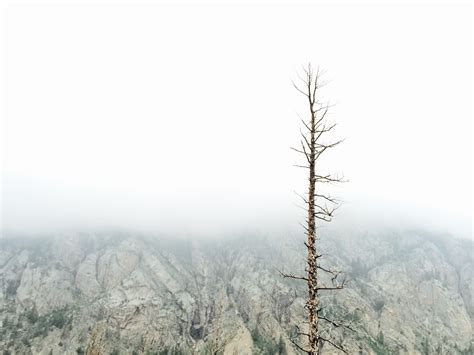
[0,229,472,354]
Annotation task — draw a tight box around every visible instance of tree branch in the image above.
[319,315,355,332]
[277,269,309,282]
[319,335,348,354]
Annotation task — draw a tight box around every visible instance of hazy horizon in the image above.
[1,3,472,239]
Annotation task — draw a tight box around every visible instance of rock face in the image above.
[0,230,472,354]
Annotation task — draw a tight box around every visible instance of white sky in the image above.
[1,2,472,237]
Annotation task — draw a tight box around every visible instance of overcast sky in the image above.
[1,2,472,238]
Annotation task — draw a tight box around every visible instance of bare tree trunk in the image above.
[280,64,348,354]
[307,84,319,355]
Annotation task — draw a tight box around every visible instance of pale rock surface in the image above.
[0,230,472,354]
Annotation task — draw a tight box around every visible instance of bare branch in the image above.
[289,336,310,353]
[301,141,311,163]
[319,315,355,332]
[314,214,332,222]
[289,325,312,354]
[290,146,306,155]
[316,278,346,291]
[295,191,309,205]
[317,264,341,277]
[298,114,312,132]
[314,173,346,183]
[300,129,312,151]
[290,141,311,164]
[314,109,329,129]
[311,67,320,103]
[315,138,344,150]
[314,203,340,217]
[319,335,348,353]
[277,269,309,282]
[298,222,310,234]
[292,80,310,98]
[314,193,339,204]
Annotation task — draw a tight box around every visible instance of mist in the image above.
[1,3,471,239]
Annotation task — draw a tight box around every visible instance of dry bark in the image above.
[281,64,347,354]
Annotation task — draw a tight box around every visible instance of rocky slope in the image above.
[0,229,472,354]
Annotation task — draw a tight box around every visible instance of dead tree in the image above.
[280,64,349,354]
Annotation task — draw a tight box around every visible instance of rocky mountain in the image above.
[0,229,472,354]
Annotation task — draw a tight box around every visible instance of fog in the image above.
[1,3,472,239]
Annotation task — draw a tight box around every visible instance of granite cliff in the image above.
[0,229,472,354]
